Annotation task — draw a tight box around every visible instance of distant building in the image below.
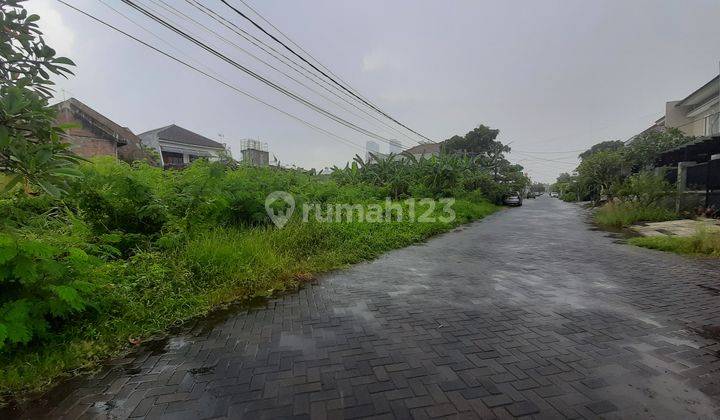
[388,139,402,155]
[365,140,380,162]
[138,124,228,168]
[53,98,146,162]
[628,74,719,143]
[663,75,719,137]
[240,139,269,166]
[403,142,442,159]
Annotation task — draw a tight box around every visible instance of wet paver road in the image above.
[10,197,720,419]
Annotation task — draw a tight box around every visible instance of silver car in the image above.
[503,193,523,206]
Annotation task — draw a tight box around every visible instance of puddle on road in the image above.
[595,340,720,418]
[585,213,640,243]
[488,267,668,329]
[278,332,319,354]
[333,301,378,323]
[1,281,323,418]
[387,284,431,297]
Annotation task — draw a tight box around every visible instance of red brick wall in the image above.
[56,107,117,158]
[66,135,117,158]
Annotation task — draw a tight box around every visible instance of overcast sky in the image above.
[29,0,720,182]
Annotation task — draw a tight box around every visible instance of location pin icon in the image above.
[265,191,295,228]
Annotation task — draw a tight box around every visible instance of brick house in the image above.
[53,98,147,162]
[138,125,228,168]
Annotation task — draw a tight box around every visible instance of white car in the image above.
[549,192,559,198]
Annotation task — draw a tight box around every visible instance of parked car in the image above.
[503,192,523,206]
[549,192,559,198]
[526,192,536,199]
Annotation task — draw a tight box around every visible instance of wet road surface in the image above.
[9,197,720,419]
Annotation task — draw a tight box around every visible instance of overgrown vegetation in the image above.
[0,3,524,401]
[0,159,500,399]
[332,125,529,203]
[629,229,720,257]
[594,202,677,228]
[593,172,678,228]
[551,129,693,227]
[553,129,692,204]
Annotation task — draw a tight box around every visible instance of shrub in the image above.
[73,158,168,235]
[615,172,672,208]
[0,232,100,350]
[629,229,720,257]
[595,202,676,228]
[0,156,504,399]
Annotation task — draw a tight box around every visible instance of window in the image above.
[162,151,184,165]
[707,113,720,136]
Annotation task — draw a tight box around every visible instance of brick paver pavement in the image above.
[7,197,720,419]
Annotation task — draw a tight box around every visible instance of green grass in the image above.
[629,229,720,257]
[0,198,497,402]
[594,202,677,228]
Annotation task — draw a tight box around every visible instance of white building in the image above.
[365,140,380,161]
[388,139,402,155]
[138,124,228,168]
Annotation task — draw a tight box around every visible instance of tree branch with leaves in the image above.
[1,0,82,196]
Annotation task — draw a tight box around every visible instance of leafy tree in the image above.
[575,150,625,202]
[0,0,81,196]
[578,140,624,160]
[555,172,573,183]
[443,125,501,154]
[530,183,546,193]
[624,128,693,171]
[443,125,511,179]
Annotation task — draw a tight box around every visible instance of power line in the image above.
[121,0,400,147]
[516,111,663,148]
[184,0,421,146]
[234,0,377,113]
[219,0,434,143]
[140,0,403,144]
[511,151,578,165]
[162,0,419,146]
[512,148,586,155]
[97,0,218,79]
[55,0,365,153]
[186,0,366,115]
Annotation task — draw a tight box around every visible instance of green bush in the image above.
[615,172,672,208]
[0,232,101,350]
[0,156,502,400]
[560,191,577,202]
[595,202,677,228]
[72,159,168,235]
[629,229,720,257]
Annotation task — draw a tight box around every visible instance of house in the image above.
[53,98,147,161]
[656,134,720,211]
[138,125,229,168]
[630,75,719,144]
[403,142,442,159]
[663,75,720,137]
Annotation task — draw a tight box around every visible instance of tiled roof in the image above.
[404,142,442,155]
[140,124,224,149]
